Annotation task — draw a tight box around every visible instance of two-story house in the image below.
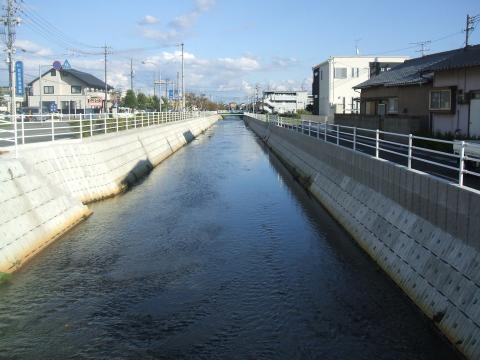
[28,67,113,114]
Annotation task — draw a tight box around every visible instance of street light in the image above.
[142,60,162,112]
[176,43,185,111]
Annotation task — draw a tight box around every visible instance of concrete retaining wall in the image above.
[0,115,219,274]
[245,115,480,359]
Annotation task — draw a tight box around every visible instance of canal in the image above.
[0,116,459,359]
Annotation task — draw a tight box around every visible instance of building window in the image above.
[429,89,451,111]
[320,70,323,80]
[50,70,56,77]
[388,98,398,114]
[351,68,360,77]
[71,85,82,94]
[334,67,347,79]
[44,86,54,94]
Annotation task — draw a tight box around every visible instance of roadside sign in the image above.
[168,89,174,99]
[52,61,62,70]
[15,61,24,96]
[62,60,71,69]
[49,103,57,112]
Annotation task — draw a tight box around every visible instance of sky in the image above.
[2,0,480,103]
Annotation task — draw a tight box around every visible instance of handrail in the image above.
[244,112,480,190]
[0,111,217,155]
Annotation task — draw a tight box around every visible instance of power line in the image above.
[465,14,480,46]
[410,40,431,57]
[1,0,21,116]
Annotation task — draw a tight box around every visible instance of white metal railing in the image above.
[0,111,217,157]
[245,112,480,190]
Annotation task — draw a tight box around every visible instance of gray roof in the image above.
[423,44,480,72]
[28,68,113,90]
[354,48,464,89]
[63,69,113,90]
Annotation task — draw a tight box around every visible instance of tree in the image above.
[123,90,137,109]
[137,92,148,110]
[151,95,160,111]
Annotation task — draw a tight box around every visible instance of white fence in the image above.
[0,111,216,156]
[246,113,480,190]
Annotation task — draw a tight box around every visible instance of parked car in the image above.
[18,107,42,122]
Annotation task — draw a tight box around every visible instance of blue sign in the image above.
[52,60,62,70]
[15,61,24,96]
[168,89,174,99]
[49,103,57,112]
[62,59,71,69]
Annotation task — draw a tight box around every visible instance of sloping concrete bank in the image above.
[0,115,219,274]
[244,115,480,359]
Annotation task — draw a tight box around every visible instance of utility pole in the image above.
[465,14,479,47]
[103,44,111,113]
[411,40,431,57]
[2,0,20,116]
[130,58,134,91]
[176,71,180,111]
[180,43,185,111]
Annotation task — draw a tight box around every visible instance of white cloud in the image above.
[194,0,215,12]
[217,56,260,72]
[138,15,159,25]
[16,39,53,57]
[140,0,216,45]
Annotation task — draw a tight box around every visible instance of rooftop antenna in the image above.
[355,38,362,55]
[410,40,431,57]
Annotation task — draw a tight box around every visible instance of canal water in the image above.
[0,117,459,359]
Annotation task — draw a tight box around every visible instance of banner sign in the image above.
[88,97,103,107]
[15,61,24,96]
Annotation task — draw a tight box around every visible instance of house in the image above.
[262,90,310,114]
[311,56,408,116]
[355,45,480,136]
[423,45,480,136]
[27,67,113,114]
[354,49,463,118]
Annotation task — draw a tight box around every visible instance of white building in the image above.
[27,67,113,113]
[312,56,408,116]
[262,90,310,114]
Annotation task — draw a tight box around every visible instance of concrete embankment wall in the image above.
[0,115,219,274]
[245,115,480,359]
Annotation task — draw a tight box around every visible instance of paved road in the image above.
[279,122,480,191]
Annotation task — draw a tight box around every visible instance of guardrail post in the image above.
[317,122,320,139]
[459,140,465,186]
[308,121,311,136]
[408,134,412,169]
[90,113,93,137]
[375,129,380,158]
[116,113,119,132]
[104,113,107,134]
[147,113,150,126]
[13,115,18,158]
[21,114,25,144]
[353,127,357,151]
[324,121,327,141]
[336,124,340,145]
[79,114,83,140]
[51,113,55,141]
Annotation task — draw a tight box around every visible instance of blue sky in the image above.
[4,0,480,102]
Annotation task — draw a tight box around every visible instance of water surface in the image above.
[0,116,459,359]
